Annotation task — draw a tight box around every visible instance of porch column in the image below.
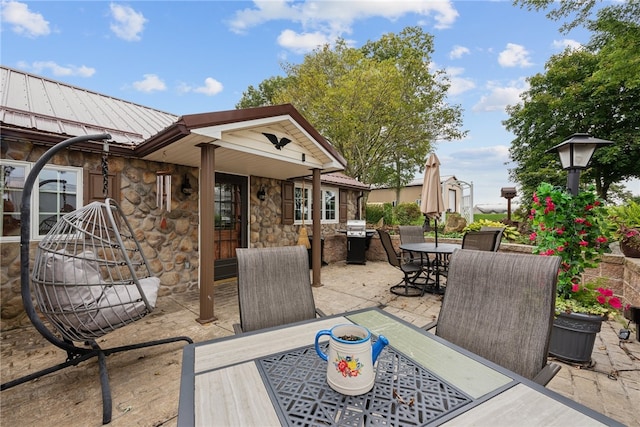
[312,168,322,287]
[198,144,217,323]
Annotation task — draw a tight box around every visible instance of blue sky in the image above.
[2,0,637,206]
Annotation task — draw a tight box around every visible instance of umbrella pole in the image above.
[434,218,438,247]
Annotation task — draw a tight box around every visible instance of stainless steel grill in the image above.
[346,220,366,237]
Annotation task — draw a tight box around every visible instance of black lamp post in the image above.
[545,133,613,195]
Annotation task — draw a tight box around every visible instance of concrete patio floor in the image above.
[1,260,639,427]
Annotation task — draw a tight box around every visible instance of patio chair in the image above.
[377,229,425,297]
[398,225,426,262]
[424,249,562,386]
[480,226,506,251]
[461,230,501,251]
[234,245,325,333]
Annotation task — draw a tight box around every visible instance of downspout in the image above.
[356,192,364,220]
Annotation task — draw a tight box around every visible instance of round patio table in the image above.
[399,243,461,295]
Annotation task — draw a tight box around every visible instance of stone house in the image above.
[0,66,369,326]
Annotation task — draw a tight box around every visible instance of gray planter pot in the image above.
[549,312,605,363]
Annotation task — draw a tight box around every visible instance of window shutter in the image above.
[84,170,120,204]
[282,181,294,225]
[339,189,348,222]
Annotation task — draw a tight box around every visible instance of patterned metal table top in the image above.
[257,341,472,426]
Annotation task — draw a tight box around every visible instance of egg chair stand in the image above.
[0,134,193,424]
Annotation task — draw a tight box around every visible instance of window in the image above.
[293,184,338,224]
[1,160,83,241]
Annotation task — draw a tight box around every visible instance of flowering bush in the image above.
[530,182,622,315]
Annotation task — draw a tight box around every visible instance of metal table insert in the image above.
[257,341,472,426]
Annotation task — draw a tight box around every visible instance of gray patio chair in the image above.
[234,245,325,333]
[377,229,425,297]
[424,249,562,386]
[398,225,426,262]
[461,230,501,251]
[480,226,506,251]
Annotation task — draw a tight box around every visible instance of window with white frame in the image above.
[1,160,83,240]
[294,184,338,224]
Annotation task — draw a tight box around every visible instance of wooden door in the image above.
[214,173,247,280]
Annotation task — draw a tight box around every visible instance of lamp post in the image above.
[546,133,613,195]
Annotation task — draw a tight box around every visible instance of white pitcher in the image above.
[315,324,389,396]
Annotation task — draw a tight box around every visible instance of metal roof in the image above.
[0,65,178,146]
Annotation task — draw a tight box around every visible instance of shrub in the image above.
[394,203,422,225]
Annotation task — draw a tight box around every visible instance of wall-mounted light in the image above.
[257,186,266,201]
[181,174,193,195]
[156,171,171,212]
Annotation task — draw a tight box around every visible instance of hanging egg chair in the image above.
[0,134,192,425]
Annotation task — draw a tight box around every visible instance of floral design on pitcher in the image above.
[333,353,363,377]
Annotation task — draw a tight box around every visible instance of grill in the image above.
[346,220,366,237]
[346,220,367,264]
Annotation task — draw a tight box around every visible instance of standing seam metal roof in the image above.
[0,66,178,146]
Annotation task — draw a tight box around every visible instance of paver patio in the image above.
[1,261,639,426]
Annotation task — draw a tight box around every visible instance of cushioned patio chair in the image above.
[377,229,425,297]
[234,245,325,333]
[461,230,501,251]
[480,226,506,251]
[424,249,561,386]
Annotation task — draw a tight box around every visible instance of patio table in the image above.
[399,243,460,294]
[177,307,622,426]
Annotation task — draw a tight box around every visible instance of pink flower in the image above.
[596,295,606,304]
[556,245,565,252]
[596,236,607,243]
[533,193,539,204]
[544,249,555,256]
[571,283,581,292]
[594,200,601,206]
[529,232,537,241]
[556,228,564,235]
[597,288,613,297]
[608,297,622,310]
[575,218,586,224]
[579,240,589,247]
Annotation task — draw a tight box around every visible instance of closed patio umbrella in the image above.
[420,153,445,246]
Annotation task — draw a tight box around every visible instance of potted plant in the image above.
[608,200,640,258]
[530,183,624,363]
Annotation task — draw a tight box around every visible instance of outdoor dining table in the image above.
[177,307,621,426]
[399,242,461,294]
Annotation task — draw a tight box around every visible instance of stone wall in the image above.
[1,140,200,330]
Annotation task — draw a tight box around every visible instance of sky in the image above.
[1,0,638,207]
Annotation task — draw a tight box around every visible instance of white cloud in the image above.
[228,0,458,52]
[472,79,529,112]
[194,77,224,96]
[26,61,95,77]
[552,39,583,51]
[444,67,475,96]
[498,43,532,68]
[109,3,146,41]
[277,29,330,53]
[132,74,166,93]
[449,45,470,59]
[0,1,50,37]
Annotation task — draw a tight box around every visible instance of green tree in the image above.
[236,76,290,109]
[504,14,640,202]
[235,27,466,191]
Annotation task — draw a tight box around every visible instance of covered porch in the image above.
[135,104,347,323]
